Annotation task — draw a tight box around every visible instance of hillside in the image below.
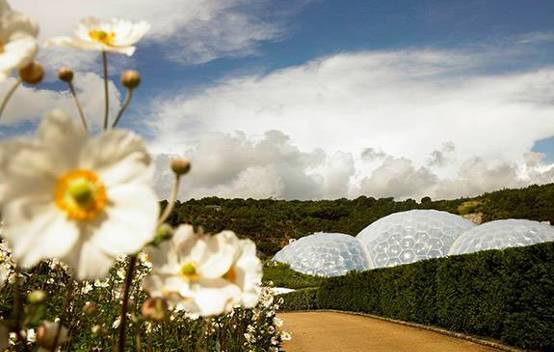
[167,183,554,257]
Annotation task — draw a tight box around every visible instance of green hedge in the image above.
[278,288,320,311]
[317,242,554,351]
[263,262,325,289]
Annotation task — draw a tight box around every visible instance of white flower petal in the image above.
[61,236,115,280]
[80,130,152,187]
[46,36,104,52]
[0,139,57,203]
[91,184,158,257]
[0,35,37,74]
[184,281,241,316]
[197,233,237,278]
[2,198,78,268]
[50,17,148,56]
[37,110,87,169]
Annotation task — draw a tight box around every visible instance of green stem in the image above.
[112,88,133,128]
[118,255,137,352]
[67,81,88,132]
[157,174,181,227]
[102,51,110,130]
[0,79,22,122]
[50,278,74,352]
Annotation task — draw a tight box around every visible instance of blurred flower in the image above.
[143,225,262,316]
[48,17,149,56]
[0,110,159,280]
[0,263,8,289]
[142,297,168,322]
[0,0,38,81]
[36,321,68,351]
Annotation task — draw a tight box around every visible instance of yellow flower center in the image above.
[54,169,107,221]
[179,262,199,282]
[223,266,237,283]
[89,30,116,45]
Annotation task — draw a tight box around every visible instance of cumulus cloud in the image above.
[149,129,554,201]
[12,0,294,66]
[152,130,358,200]
[427,142,456,167]
[0,73,121,127]
[361,148,386,161]
[146,48,554,167]
[145,47,554,200]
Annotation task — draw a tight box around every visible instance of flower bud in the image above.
[19,62,44,84]
[142,297,168,322]
[170,158,191,176]
[91,324,105,336]
[27,290,46,304]
[57,67,74,82]
[82,301,97,315]
[121,70,141,89]
[36,321,68,349]
[150,224,174,247]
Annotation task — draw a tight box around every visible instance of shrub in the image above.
[262,262,325,289]
[278,288,320,311]
[317,242,554,351]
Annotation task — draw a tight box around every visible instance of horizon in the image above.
[2,0,554,201]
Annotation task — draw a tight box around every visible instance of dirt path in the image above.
[279,312,500,352]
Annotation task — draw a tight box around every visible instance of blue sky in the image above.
[4,0,554,200]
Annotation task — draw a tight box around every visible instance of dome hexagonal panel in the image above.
[449,219,554,255]
[272,232,370,277]
[357,210,475,268]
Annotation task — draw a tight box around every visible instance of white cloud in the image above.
[11,0,291,66]
[146,47,554,200]
[0,73,121,128]
[147,48,554,164]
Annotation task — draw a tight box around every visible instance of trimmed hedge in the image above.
[263,262,325,289]
[317,242,554,351]
[278,288,320,311]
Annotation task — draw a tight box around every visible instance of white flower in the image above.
[48,17,149,56]
[0,0,38,80]
[143,225,262,316]
[0,263,9,289]
[0,110,159,280]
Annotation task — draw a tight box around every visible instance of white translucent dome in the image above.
[357,210,475,268]
[273,232,370,277]
[449,219,554,255]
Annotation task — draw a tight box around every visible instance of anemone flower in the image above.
[48,17,150,56]
[0,110,159,280]
[143,225,262,316]
[0,0,39,80]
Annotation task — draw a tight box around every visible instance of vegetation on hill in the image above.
[167,183,554,257]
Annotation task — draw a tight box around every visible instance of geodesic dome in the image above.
[449,219,554,255]
[357,210,475,268]
[272,232,370,277]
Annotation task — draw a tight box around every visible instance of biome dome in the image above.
[357,210,474,268]
[273,232,370,277]
[449,219,554,255]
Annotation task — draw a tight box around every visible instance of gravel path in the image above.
[280,312,500,352]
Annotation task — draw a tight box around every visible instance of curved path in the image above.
[279,312,500,352]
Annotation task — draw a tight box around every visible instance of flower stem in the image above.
[50,278,74,352]
[0,78,22,122]
[112,88,134,128]
[67,81,88,132]
[118,254,137,352]
[13,271,29,352]
[102,51,110,130]
[157,174,181,226]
